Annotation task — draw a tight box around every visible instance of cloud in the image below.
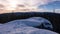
[0,0,60,11]
[18,0,53,6]
[55,9,60,13]
[0,0,54,6]
[52,0,60,1]
[0,0,60,6]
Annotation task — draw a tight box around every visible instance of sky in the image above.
[0,0,60,13]
[39,0,60,9]
[38,0,60,13]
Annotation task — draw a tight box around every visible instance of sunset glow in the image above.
[0,0,40,12]
[6,0,17,10]
[0,0,60,13]
[0,0,51,12]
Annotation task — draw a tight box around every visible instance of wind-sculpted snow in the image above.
[6,17,53,30]
[0,17,58,34]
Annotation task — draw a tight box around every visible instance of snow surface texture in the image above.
[0,17,58,34]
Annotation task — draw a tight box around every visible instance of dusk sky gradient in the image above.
[0,0,60,13]
[39,1,60,10]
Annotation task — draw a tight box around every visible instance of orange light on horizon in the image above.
[0,0,41,13]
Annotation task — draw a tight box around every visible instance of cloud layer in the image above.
[0,0,60,11]
[0,0,56,7]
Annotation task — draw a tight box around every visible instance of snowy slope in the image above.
[0,17,58,34]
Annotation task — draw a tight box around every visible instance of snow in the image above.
[0,17,58,34]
